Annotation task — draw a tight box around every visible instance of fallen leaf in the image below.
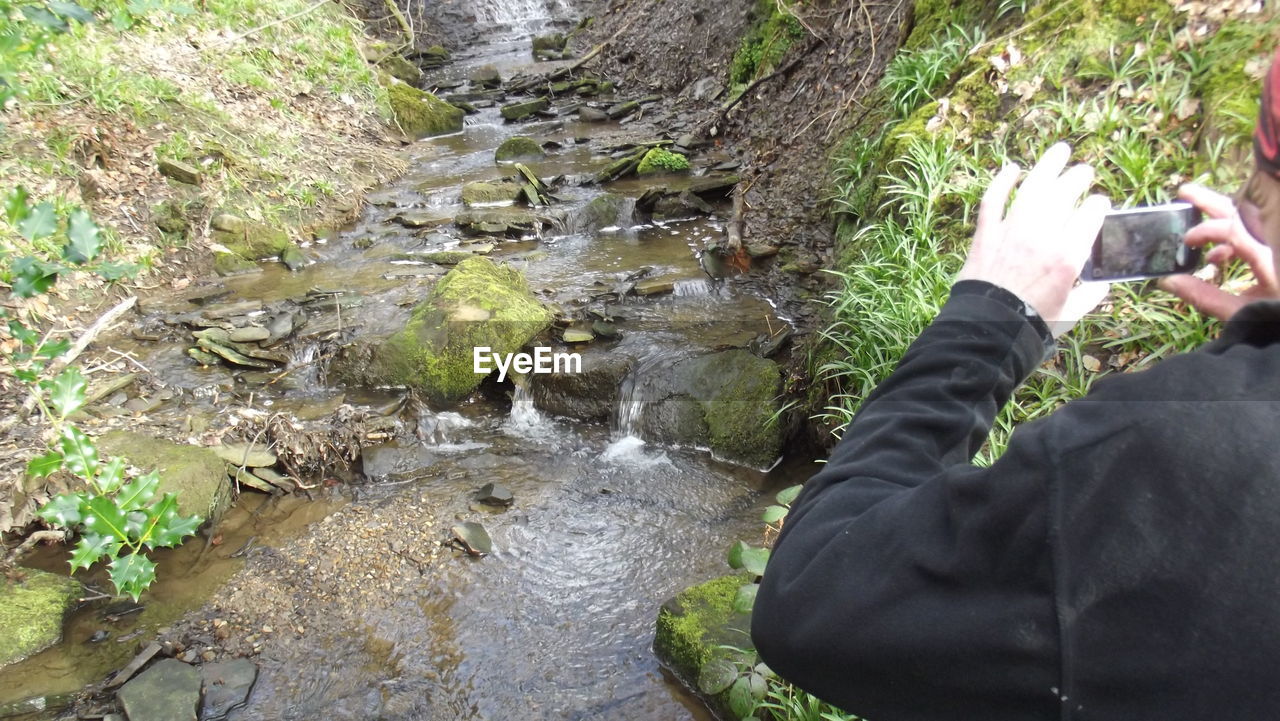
[1082,355,1102,373]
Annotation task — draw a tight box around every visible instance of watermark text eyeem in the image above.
[473,346,582,382]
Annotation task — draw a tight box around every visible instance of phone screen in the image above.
[1084,203,1203,281]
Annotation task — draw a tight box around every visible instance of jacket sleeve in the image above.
[751,280,1063,721]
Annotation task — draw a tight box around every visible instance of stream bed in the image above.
[2,11,815,721]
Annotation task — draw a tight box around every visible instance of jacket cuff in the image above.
[946,280,1056,369]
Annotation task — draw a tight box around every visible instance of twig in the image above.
[4,529,65,565]
[701,41,819,136]
[381,0,413,47]
[0,296,137,434]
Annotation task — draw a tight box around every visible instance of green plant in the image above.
[0,0,94,105]
[3,187,199,600]
[726,483,802,614]
[880,25,979,118]
[636,147,690,174]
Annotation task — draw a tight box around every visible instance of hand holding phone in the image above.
[1081,203,1203,282]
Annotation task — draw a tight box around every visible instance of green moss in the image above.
[461,181,524,206]
[97,431,229,524]
[635,147,690,175]
[903,0,989,50]
[494,136,546,162]
[372,257,552,402]
[728,0,806,87]
[379,54,423,84]
[386,81,464,139]
[0,570,81,667]
[700,350,783,469]
[654,574,751,678]
[211,223,292,261]
[212,251,258,276]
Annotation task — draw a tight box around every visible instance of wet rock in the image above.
[280,244,307,271]
[228,326,270,343]
[461,181,523,207]
[210,213,243,232]
[450,522,493,555]
[454,207,540,236]
[98,431,229,524]
[187,347,221,365]
[443,89,505,104]
[378,54,422,84]
[530,349,634,421]
[158,158,201,185]
[691,76,724,102]
[200,659,258,721]
[561,327,593,343]
[408,44,449,67]
[212,442,277,468]
[531,32,567,60]
[476,482,513,507]
[654,574,755,721]
[117,658,200,721]
[329,257,552,403]
[634,279,675,296]
[651,191,714,221]
[578,106,609,122]
[568,193,634,234]
[494,136,546,163]
[389,250,474,265]
[392,209,451,228]
[386,80,464,139]
[632,350,784,468]
[500,97,550,121]
[605,100,640,119]
[469,64,502,88]
[745,242,779,259]
[212,251,258,277]
[0,570,81,667]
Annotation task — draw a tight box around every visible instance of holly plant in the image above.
[4,186,196,600]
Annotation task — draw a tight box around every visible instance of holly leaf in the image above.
[94,260,140,281]
[37,492,86,526]
[116,470,158,512]
[4,186,30,225]
[49,367,86,418]
[17,201,56,241]
[35,338,71,359]
[733,583,758,614]
[26,450,64,478]
[761,505,788,525]
[148,509,201,548]
[123,510,147,537]
[59,425,98,477]
[136,492,177,546]
[7,319,38,345]
[109,553,156,601]
[82,494,129,543]
[93,456,126,494]
[70,532,120,571]
[11,267,57,298]
[775,484,803,506]
[48,1,95,24]
[63,209,101,264]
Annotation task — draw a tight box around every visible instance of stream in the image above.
[2,4,816,720]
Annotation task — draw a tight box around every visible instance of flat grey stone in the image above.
[200,659,258,721]
[117,659,200,721]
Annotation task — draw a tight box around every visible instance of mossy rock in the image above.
[379,54,422,84]
[461,181,524,207]
[636,148,690,175]
[210,223,292,261]
[654,574,755,718]
[333,257,553,403]
[0,570,81,667]
[495,136,546,162]
[212,251,258,276]
[500,97,550,121]
[96,431,230,525]
[632,350,783,468]
[387,81,465,139]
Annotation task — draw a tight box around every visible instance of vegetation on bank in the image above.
[0,0,401,289]
[727,0,807,100]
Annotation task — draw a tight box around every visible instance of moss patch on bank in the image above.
[727,0,807,99]
[0,570,82,667]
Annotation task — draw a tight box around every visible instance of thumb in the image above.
[1048,281,1110,338]
[1157,275,1244,321]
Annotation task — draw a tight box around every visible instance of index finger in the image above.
[1178,183,1237,220]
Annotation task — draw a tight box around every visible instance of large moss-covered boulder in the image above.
[495,136,546,162]
[654,574,755,718]
[379,54,422,84]
[387,81,464,139]
[631,350,782,468]
[208,213,303,272]
[96,431,230,525]
[461,181,523,207]
[332,257,552,403]
[0,570,81,667]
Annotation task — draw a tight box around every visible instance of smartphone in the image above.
[1081,202,1203,282]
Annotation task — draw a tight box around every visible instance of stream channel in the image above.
[2,5,818,719]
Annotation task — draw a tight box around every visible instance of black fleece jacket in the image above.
[753,280,1280,721]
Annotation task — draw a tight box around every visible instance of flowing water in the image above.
[2,12,816,720]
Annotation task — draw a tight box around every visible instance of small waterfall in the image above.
[470,0,562,33]
[602,355,671,465]
[289,340,324,388]
[416,406,475,444]
[673,278,712,297]
[504,381,558,442]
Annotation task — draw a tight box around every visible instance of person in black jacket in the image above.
[751,54,1280,721]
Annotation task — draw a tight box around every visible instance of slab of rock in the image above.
[461,181,523,207]
[494,136,546,163]
[158,159,201,185]
[469,64,501,88]
[451,522,493,555]
[392,210,451,228]
[531,349,634,421]
[379,54,422,84]
[655,574,756,720]
[0,570,81,667]
[212,442,277,468]
[578,106,608,122]
[500,97,550,121]
[200,659,258,721]
[228,326,270,343]
[97,432,229,524]
[476,482,513,507]
[117,659,200,721]
[634,279,675,296]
